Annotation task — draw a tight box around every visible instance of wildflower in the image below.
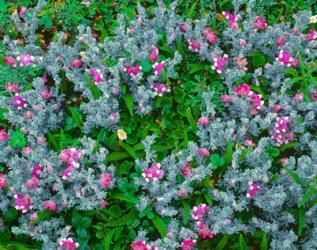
[5,83,19,93]
[0,130,9,142]
[37,137,46,145]
[181,238,196,250]
[142,162,164,182]
[43,200,57,211]
[221,95,233,103]
[100,173,112,189]
[276,36,286,48]
[270,116,294,146]
[124,65,142,76]
[25,177,39,189]
[0,174,6,189]
[281,158,289,165]
[17,6,27,15]
[22,147,34,154]
[149,45,159,63]
[202,28,217,45]
[100,200,109,208]
[293,92,303,102]
[276,50,298,67]
[308,29,317,41]
[310,15,317,24]
[59,238,79,250]
[24,111,34,120]
[311,91,317,102]
[198,148,210,158]
[87,69,103,84]
[153,83,171,96]
[239,39,247,47]
[211,54,228,73]
[192,204,209,221]
[253,16,267,30]
[29,213,38,222]
[197,222,215,239]
[11,94,27,109]
[198,117,209,126]
[222,11,240,30]
[131,240,152,250]
[188,38,201,52]
[180,23,187,32]
[117,129,127,140]
[60,148,84,165]
[234,56,248,71]
[153,61,166,75]
[41,88,52,100]
[234,83,251,96]
[246,182,261,198]
[3,55,17,67]
[244,139,255,147]
[14,194,32,213]
[71,59,83,68]
[17,53,35,66]
[181,162,192,177]
[109,112,119,122]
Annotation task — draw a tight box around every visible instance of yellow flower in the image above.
[117,129,127,140]
[310,15,317,24]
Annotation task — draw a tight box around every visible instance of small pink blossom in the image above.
[181,162,192,177]
[100,173,112,189]
[181,238,196,250]
[180,23,187,32]
[100,200,109,208]
[253,16,267,30]
[24,111,34,120]
[17,53,35,67]
[37,136,46,145]
[153,83,171,96]
[221,95,233,103]
[109,112,119,122]
[198,117,209,126]
[41,88,52,100]
[293,92,303,102]
[188,38,201,52]
[5,83,19,93]
[3,56,17,67]
[43,200,57,211]
[308,29,317,41]
[212,54,228,73]
[59,238,79,250]
[244,139,255,147]
[246,182,261,198]
[124,65,142,76]
[12,94,27,109]
[202,28,217,45]
[0,174,6,189]
[239,39,247,47]
[178,190,189,197]
[197,222,215,239]
[22,147,34,155]
[276,50,298,67]
[60,148,84,165]
[18,6,27,15]
[32,163,42,178]
[222,11,240,30]
[142,162,164,182]
[62,165,76,180]
[0,130,9,142]
[198,148,210,158]
[153,61,166,75]
[192,204,209,221]
[149,45,159,63]
[276,36,286,48]
[234,83,251,96]
[281,158,289,165]
[14,193,32,213]
[25,177,39,189]
[29,213,38,222]
[270,116,293,146]
[311,91,317,102]
[87,69,104,84]
[131,240,151,250]
[71,59,84,68]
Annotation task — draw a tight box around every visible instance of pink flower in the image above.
[239,39,247,47]
[276,50,298,67]
[149,45,159,63]
[253,16,267,30]
[60,148,84,165]
[131,240,151,250]
[153,83,171,96]
[43,200,57,211]
[222,11,240,30]
[180,23,187,32]
[3,56,17,67]
[181,238,196,250]
[18,6,27,15]
[198,117,209,126]
[109,112,119,122]
[62,165,76,180]
[192,204,209,221]
[188,38,201,52]
[29,213,38,222]
[181,162,192,177]
[202,28,217,45]
[71,59,84,68]
[246,182,261,198]
[41,88,52,100]
[221,95,233,103]
[100,200,109,208]
[17,53,35,66]
[25,177,39,189]
[0,174,6,189]
[249,93,264,114]
[281,158,289,165]
[11,94,27,109]
[22,147,34,155]
[270,116,294,146]
[311,91,317,102]
[234,83,251,96]
[14,194,32,213]
[308,29,317,41]
[293,92,303,102]
[197,222,215,239]
[276,36,286,48]
[178,190,189,197]
[153,61,166,75]
[87,69,104,84]
[31,163,42,178]
[142,162,164,182]
[100,173,112,189]
[37,136,46,145]
[198,148,210,158]
[0,130,9,142]
[23,111,34,120]
[59,238,79,250]
[5,83,19,93]
[244,139,255,147]
[124,65,142,76]
[212,54,228,73]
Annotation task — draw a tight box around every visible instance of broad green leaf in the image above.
[239,234,246,250]
[69,107,83,127]
[9,131,27,149]
[123,94,134,116]
[186,107,197,129]
[140,59,152,73]
[297,206,305,236]
[224,141,233,167]
[83,74,102,99]
[215,235,228,250]
[112,193,139,204]
[260,233,268,250]
[152,216,167,238]
[182,200,190,225]
[103,228,116,250]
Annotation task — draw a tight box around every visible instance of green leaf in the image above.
[123,94,134,116]
[260,233,268,250]
[187,1,197,18]
[119,142,138,159]
[284,166,305,188]
[83,74,102,99]
[182,200,190,225]
[224,141,233,167]
[152,216,167,238]
[9,131,27,149]
[239,234,246,250]
[103,228,116,250]
[186,107,197,129]
[249,51,266,68]
[105,152,130,162]
[215,235,228,250]
[140,59,152,73]
[112,193,139,204]
[297,206,305,236]
[69,107,83,127]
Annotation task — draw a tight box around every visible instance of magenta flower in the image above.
[12,94,27,109]
[202,28,217,45]
[100,173,112,189]
[25,177,39,189]
[5,83,19,93]
[311,91,317,102]
[246,182,261,198]
[239,39,247,47]
[18,6,27,15]
[181,162,192,177]
[308,29,317,41]
[43,200,57,211]
[59,238,79,250]
[17,53,35,66]
[270,116,294,146]
[198,116,209,126]
[198,148,210,158]
[276,36,286,48]
[124,65,142,76]
[0,174,6,189]
[149,45,159,63]
[222,11,240,30]
[153,83,171,96]
[180,23,187,32]
[211,54,228,73]
[276,50,298,67]
[62,164,76,180]
[253,16,267,30]
[0,129,9,142]
[60,148,84,165]
[221,95,233,103]
[32,163,43,178]
[188,38,201,52]
[41,88,52,100]
[181,238,197,250]
[87,69,104,84]
[130,240,151,250]
[197,222,215,239]
[142,162,164,182]
[14,193,32,213]
[244,139,255,147]
[71,59,84,68]
[192,203,209,221]
[234,83,251,96]
[153,61,166,75]
[3,55,17,67]
[293,92,303,102]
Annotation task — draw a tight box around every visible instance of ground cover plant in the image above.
[1,0,317,249]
